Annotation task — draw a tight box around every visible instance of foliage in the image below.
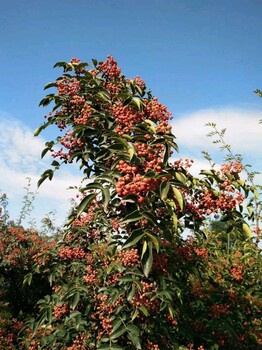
[0,56,261,349]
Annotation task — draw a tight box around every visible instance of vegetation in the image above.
[0,56,261,349]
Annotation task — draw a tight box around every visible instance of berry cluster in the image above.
[208,303,230,319]
[133,76,146,90]
[83,265,98,284]
[230,265,243,281]
[58,246,86,259]
[98,55,121,80]
[117,248,140,267]
[144,97,172,122]
[172,158,194,172]
[131,281,159,314]
[57,77,80,96]
[145,340,160,350]
[116,173,158,202]
[52,130,84,162]
[53,303,70,320]
[110,102,143,135]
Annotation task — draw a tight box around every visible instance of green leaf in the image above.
[160,181,170,200]
[242,222,253,238]
[122,229,145,249]
[111,318,123,334]
[127,324,141,349]
[110,325,126,340]
[131,97,143,111]
[97,91,110,102]
[37,169,54,187]
[71,292,80,310]
[142,241,153,277]
[77,193,96,217]
[172,212,178,231]
[144,119,156,133]
[145,231,160,252]
[23,272,33,287]
[141,240,147,259]
[163,143,170,164]
[121,210,142,224]
[172,187,184,211]
[139,305,149,316]
[127,284,136,301]
[34,125,45,136]
[102,186,110,211]
[108,143,126,151]
[44,82,57,90]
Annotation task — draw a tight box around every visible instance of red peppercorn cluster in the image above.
[230,265,243,281]
[71,58,81,64]
[117,248,140,267]
[194,248,208,260]
[144,97,172,122]
[145,340,160,350]
[220,161,243,175]
[98,55,121,80]
[58,246,86,259]
[66,333,90,350]
[131,281,159,314]
[83,265,98,284]
[173,158,194,172]
[185,185,244,219]
[110,102,143,135]
[72,202,98,227]
[57,77,81,96]
[53,303,70,320]
[132,76,146,90]
[153,251,169,275]
[116,173,158,201]
[208,303,230,319]
[155,120,172,134]
[52,129,84,162]
[91,294,123,340]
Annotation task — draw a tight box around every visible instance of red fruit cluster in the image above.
[72,202,98,227]
[131,281,159,314]
[144,97,172,122]
[110,102,143,135]
[220,161,243,175]
[91,294,123,339]
[132,76,146,90]
[98,55,121,80]
[83,265,98,284]
[117,248,140,267]
[173,158,194,172]
[194,248,208,260]
[116,173,158,200]
[155,120,172,134]
[52,130,84,161]
[58,246,86,259]
[230,265,243,281]
[145,340,160,350]
[153,251,169,275]
[57,77,80,96]
[53,303,70,320]
[209,303,230,319]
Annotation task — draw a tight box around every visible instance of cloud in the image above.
[171,108,262,171]
[0,115,82,226]
[1,107,261,228]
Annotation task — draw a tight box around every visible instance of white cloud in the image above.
[1,108,261,228]
[0,115,82,227]
[171,108,262,172]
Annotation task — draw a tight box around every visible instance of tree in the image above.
[7,56,261,349]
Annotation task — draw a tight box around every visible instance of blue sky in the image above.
[1,0,262,227]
